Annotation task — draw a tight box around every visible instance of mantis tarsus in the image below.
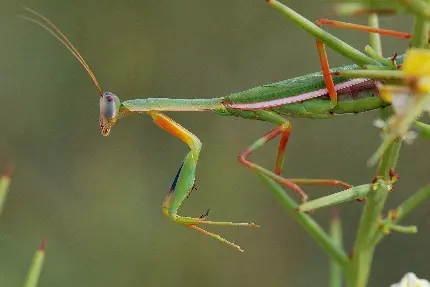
[23,1,426,252]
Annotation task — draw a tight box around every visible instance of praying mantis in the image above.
[22,0,429,252]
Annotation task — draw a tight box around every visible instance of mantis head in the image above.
[99,92,121,136]
[22,7,120,136]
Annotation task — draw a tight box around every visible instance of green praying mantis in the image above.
[23,0,430,252]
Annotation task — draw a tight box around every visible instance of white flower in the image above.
[403,130,419,144]
[391,93,414,117]
[373,118,418,144]
[373,118,386,130]
[391,273,430,287]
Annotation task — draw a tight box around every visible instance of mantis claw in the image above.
[199,209,210,220]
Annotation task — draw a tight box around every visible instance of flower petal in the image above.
[402,49,430,77]
[417,77,430,94]
[403,130,418,144]
[391,272,430,287]
[392,94,413,116]
[373,118,386,129]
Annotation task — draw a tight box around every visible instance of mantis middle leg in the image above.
[238,111,351,203]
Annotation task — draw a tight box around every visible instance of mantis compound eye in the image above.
[100,92,120,120]
[99,92,121,136]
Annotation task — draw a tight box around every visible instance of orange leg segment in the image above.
[238,115,351,203]
[314,19,412,107]
[315,19,411,39]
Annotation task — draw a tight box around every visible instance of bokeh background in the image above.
[0,0,429,286]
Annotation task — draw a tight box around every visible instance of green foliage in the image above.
[262,1,430,286]
[0,165,45,287]
[0,1,429,286]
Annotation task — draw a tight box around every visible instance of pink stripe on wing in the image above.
[225,78,369,110]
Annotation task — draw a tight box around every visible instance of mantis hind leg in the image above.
[150,111,258,252]
[314,20,410,107]
[268,0,411,107]
[238,111,351,203]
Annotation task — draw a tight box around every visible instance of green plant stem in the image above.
[335,69,405,81]
[364,46,395,68]
[374,184,430,245]
[368,14,382,56]
[267,0,378,67]
[414,121,430,138]
[24,242,46,287]
[381,223,417,234]
[369,93,430,165]
[346,139,402,287]
[0,166,12,218]
[402,0,430,20]
[330,210,343,287]
[333,3,407,17]
[410,0,430,48]
[299,184,372,212]
[257,174,349,269]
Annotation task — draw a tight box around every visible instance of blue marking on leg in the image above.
[169,161,184,194]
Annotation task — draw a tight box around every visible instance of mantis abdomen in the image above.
[219,56,405,119]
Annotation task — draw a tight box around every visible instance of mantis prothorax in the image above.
[23,1,429,251]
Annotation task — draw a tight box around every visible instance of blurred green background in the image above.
[0,0,429,286]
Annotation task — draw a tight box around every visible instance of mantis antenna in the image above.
[21,7,103,97]
[21,6,259,251]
